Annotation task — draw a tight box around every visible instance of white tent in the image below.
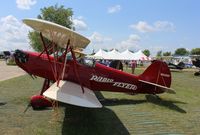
[120,49,135,60]
[132,50,151,60]
[106,49,122,60]
[91,49,151,60]
[93,49,108,59]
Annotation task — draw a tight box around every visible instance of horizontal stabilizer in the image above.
[139,80,176,94]
[43,81,102,108]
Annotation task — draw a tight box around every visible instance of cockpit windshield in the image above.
[53,51,95,67]
[78,58,96,67]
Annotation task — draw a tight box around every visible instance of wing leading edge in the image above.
[23,18,90,49]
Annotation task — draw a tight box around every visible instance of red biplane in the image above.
[14,19,175,109]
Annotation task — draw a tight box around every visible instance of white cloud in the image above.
[16,0,37,10]
[117,34,141,50]
[0,15,31,51]
[130,21,154,33]
[89,32,112,44]
[86,32,113,52]
[130,21,175,33]
[86,33,142,53]
[154,21,175,32]
[73,17,88,31]
[108,5,121,14]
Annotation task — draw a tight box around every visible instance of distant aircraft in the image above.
[167,62,185,70]
[192,59,200,76]
[13,18,175,109]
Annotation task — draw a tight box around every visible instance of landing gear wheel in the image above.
[30,95,52,110]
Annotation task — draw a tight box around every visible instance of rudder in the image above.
[139,60,171,88]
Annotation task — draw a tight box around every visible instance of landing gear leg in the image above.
[40,79,50,95]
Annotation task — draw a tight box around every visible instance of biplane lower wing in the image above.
[139,80,176,94]
[43,80,102,108]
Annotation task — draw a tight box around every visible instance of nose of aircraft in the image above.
[14,50,29,63]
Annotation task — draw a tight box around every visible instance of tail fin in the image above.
[139,60,174,93]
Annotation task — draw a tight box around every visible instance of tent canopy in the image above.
[92,49,108,59]
[120,49,135,60]
[91,49,151,60]
[132,50,151,60]
[106,49,121,60]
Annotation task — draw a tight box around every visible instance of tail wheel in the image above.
[194,72,200,76]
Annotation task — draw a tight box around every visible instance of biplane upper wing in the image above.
[43,80,102,108]
[23,18,90,49]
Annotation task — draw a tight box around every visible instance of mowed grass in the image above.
[0,68,200,135]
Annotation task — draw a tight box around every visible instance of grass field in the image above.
[0,68,200,135]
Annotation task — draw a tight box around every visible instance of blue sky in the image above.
[0,0,199,56]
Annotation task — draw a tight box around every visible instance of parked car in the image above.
[0,51,11,59]
[0,51,16,65]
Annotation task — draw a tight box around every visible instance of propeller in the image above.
[13,50,37,79]
[14,49,29,63]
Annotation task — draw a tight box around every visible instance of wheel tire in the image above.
[194,72,200,76]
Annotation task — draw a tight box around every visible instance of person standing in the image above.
[125,61,128,69]
[131,60,136,74]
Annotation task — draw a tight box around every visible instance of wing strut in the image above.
[70,46,85,93]
[56,39,70,86]
[38,42,53,57]
[40,32,57,81]
[39,32,85,93]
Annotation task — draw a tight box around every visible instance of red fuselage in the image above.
[15,51,171,95]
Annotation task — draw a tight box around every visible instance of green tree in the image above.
[29,5,73,52]
[156,50,162,58]
[103,49,108,52]
[174,48,189,56]
[190,48,200,55]
[129,50,134,53]
[163,51,171,56]
[143,49,150,57]
[110,48,119,51]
